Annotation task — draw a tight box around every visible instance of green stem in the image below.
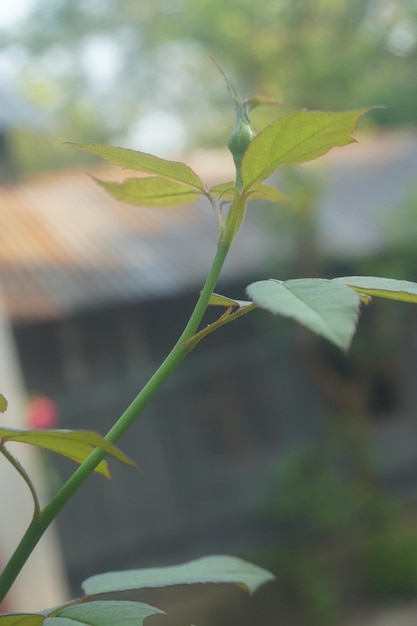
[184,302,257,350]
[0,241,231,603]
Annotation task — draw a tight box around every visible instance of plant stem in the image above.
[0,241,231,603]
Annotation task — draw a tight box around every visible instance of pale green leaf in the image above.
[245,95,283,111]
[44,601,163,626]
[208,293,253,308]
[0,394,7,413]
[82,555,275,596]
[95,176,199,208]
[209,181,237,199]
[209,182,289,204]
[246,278,361,350]
[334,276,417,303]
[0,428,136,479]
[241,108,372,190]
[0,614,45,626]
[247,183,290,203]
[68,143,204,190]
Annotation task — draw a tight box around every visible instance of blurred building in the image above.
[0,88,69,612]
[0,125,416,597]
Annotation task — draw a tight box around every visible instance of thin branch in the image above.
[184,302,257,350]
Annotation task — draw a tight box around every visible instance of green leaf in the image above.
[68,143,205,190]
[44,601,163,626]
[209,181,237,199]
[0,614,45,626]
[0,428,136,479]
[208,293,253,308]
[334,276,417,303]
[247,183,290,203]
[82,555,275,596]
[95,176,199,208]
[246,278,361,350]
[209,182,289,204]
[245,95,283,111]
[0,394,7,413]
[241,108,372,190]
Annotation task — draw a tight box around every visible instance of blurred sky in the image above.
[2,1,417,164]
[0,0,186,154]
[0,1,36,27]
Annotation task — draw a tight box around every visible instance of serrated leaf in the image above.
[0,428,136,479]
[241,108,372,190]
[0,394,7,413]
[246,278,361,350]
[0,614,45,626]
[95,176,199,208]
[82,555,275,597]
[68,143,205,190]
[44,601,163,626]
[208,293,253,308]
[334,276,417,303]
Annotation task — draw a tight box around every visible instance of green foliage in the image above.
[94,176,200,208]
[0,395,7,413]
[335,276,417,303]
[68,143,205,190]
[0,428,136,480]
[82,555,274,596]
[0,557,274,626]
[246,278,361,351]
[263,443,362,533]
[1,68,417,626]
[8,0,417,164]
[363,526,417,598]
[241,108,373,190]
[43,601,164,626]
[0,615,45,626]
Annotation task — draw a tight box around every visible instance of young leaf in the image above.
[246,278,361,351]
[209,181,289,204]
[245,95,283,111]
[241,108,372,190]
[0,614,45,626]
[95,176,199,208]
[0,428,136,480]
[209,181,237,199]
[0,394,7,413]
[44,601,164,626]
[208,293,253,308]
[82,555,275,596]
[247,183,290,203]
[334,276,417,303]
[68,143,205,190]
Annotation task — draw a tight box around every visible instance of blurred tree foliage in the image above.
[1,0,417,171]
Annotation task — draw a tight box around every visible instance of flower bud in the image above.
[228,113,255,189]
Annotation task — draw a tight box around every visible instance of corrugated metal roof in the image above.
[1,132,414,323]
[315,129,417,258]
[0,151,276,323]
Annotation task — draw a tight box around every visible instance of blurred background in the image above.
[0,1,417,624]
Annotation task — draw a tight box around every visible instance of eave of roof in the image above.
[0,152,276,323]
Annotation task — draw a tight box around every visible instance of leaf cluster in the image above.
[0,556,274,626]
[2,72,417,626]
[69,104,417,353]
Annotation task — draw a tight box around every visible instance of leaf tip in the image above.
[0,394,8,413]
